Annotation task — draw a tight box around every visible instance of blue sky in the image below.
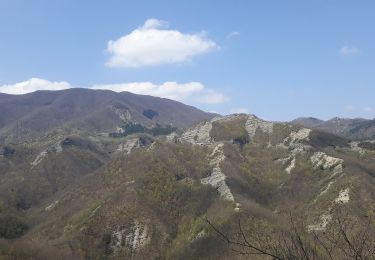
[0,0,374,121]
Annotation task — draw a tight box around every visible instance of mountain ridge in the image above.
[291,116,375,140]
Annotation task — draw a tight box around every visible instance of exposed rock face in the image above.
[45,200,59,211]
[180,120,213,145]
[31,141,64,167]
[116,126,125,134]
[31,150,48,167]
[54,142,63,153]
[308,188,350,232]
[309,152,345,204]
[308,213,332,232]
[165,132,180,143]
[285,157,296,174]
[288,128,311,143]
[117,138,139,154]
[113,106,132,121]
[201,143,234,201]
[317,180,335,198]
[245,114,273,140]
[278,128,312,174]
[310,152,344,178]
[111,221,149,253]
[335,188,350,204]
[350,141,363,154]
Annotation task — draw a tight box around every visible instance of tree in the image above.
[206,207,375,259]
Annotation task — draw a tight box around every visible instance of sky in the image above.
[0,0,374,121]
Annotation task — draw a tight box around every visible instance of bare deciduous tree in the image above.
[206,208,375,260]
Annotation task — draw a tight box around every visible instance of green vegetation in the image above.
[142,109,159,119]
[210,116,249,144]
[0,204,28,239]
[109,122,177,138]
[2,146,15,158]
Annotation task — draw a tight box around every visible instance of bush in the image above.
[110,122,176,137]
[0,214,28,239]
[2,147,15,158]
[143,109,159,119]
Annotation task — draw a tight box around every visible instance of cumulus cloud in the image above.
[92,81,228,104]
[0,78,228,105]
[195,90,229,104]
[105,18,218,68]
[0,78,72,95]
[340,46,360,56]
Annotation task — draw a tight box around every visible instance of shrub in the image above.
[0,214,28,239]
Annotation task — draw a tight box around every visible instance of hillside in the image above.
[1,112,374,259]
[292,117,375,140]
[0,88,215,144]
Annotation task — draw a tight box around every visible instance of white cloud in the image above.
[105,18,218,68]
[226,31,240,39]
[92,81,228,104]
[230,108,249,114]
[340,46,360,56]
[0,78,72,95]
[195,89,229,104]
[0,78,228,105]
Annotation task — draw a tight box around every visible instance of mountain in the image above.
[0,89,215,248]
[292,117,375,140]
[1,110,374,259]
[0,88,215,144]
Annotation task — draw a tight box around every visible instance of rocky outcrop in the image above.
[310,152,344,178]
[245,114,273,140]
[31,150,48,168]
[180,120,213,145]
[113,107,132,122]
[308,188,350,232]
[201,143,234,201]
[31,141,64,168]
[111,221,149,253]
[335,188,350,204]
[45,200,59,211]
[117,138,139,154]
[278,128,312,174]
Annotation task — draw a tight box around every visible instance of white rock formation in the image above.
[31,150,48,168]
[165,132,180,143]
[308,213,332,232]
[193,230,206,241]
[112,221,149,253]
[201,143,234,201]
[245,114,273,140]
[31,141,64,168]
[335,188,350,204]
[288,128,311,143]
[310,152,344,179]
[54,142,63,153]
[285,157,296,174]
[45,200,59,211]
[116,126,125,134]
[117,138,139,154]
[279,128,312,174]
[114,108,132,121]
[308,188,350,232]
[318,181,335,198]
[181,120,213,145]
[311,152,343,170]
